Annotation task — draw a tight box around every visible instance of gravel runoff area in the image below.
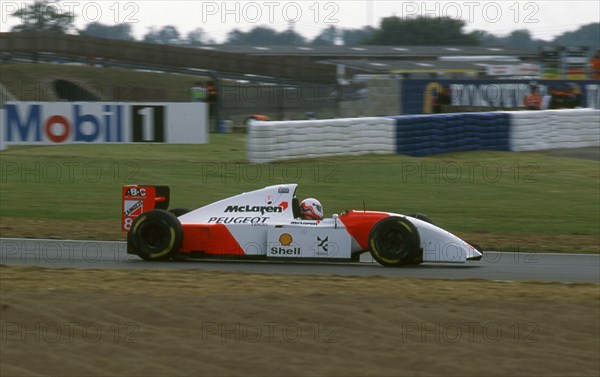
[1,265,598,377]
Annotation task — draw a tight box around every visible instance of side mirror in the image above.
[333,214,338,228]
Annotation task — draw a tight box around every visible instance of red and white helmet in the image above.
[300,198,323,220]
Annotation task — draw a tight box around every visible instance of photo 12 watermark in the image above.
[200,321,340,343]
[392,2,540,25]
[200,162,339,184]
[2,81,143,102]
[0,240,138,265]
[1,1,140,24]
[480,243,541,264]
[200,1,340,25]
[221,83,338,106]
[1,321,141,344]
[401,321,539,343]
[399,161,539,184]
[0,161,139,184]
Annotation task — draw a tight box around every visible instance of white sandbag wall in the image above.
[247,109,600,163]
[509,109,600,152]
[247,117,396,163]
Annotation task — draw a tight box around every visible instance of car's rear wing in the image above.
[121,185,170,232]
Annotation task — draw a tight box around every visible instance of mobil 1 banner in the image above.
[1,102,208,146]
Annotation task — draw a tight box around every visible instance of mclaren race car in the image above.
[121,183,483,266]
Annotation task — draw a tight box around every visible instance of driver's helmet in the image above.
[300,198,323,220]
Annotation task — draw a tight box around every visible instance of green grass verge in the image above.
[0,135,598,252]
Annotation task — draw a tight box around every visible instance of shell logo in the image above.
[279,233,293,246]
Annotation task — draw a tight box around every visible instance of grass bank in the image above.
[1,136,598,252]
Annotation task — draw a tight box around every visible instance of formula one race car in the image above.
[121,184,482,266]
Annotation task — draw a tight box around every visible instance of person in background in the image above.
[190,81,207,102]
[206,81,217,105]
[433,85,451,113]
[590,49,600,80]
[563,83,582,108]
[549,85,564,109]
[523,83,542,110]
[205,81,218,132]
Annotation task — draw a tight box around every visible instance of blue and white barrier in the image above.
[247,109,599,163]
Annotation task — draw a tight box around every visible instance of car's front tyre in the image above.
[368,216,422,267]
[406,212,433,224]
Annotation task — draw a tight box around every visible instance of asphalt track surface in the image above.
[1,238,599,283]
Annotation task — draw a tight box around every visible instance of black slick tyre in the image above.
[129,209,183,261]
[368,216,421,267]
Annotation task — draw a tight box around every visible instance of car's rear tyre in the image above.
[129,209,183,261]
[169,208,191,217]
[368,216,421,267]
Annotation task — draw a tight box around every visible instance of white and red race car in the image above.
[121,183,482,266]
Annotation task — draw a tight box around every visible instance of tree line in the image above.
[8,0,600,51]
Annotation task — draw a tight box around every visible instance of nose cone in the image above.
[465,243,483,261]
